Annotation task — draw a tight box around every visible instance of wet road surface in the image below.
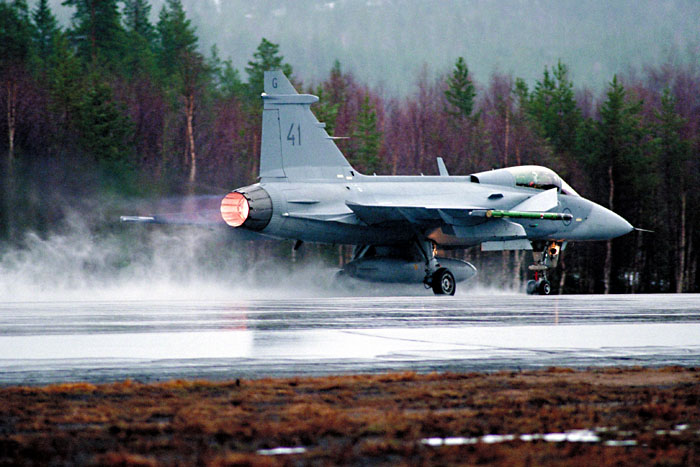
[1,294,699,384]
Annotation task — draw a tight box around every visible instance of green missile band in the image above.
[486,210,573,221]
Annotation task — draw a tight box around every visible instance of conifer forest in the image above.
[0,0,698,294]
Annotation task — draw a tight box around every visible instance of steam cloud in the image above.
[0,198,343,302]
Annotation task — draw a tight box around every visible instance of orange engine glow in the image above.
[220,192,249,227]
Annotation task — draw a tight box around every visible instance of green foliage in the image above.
[0,2,33,68]
[10,0,30,21]
[513,77,529,106]
[597,76,644,170]
[444,57,475,119]
[208,45,245,99]
[327,60,347,105]
[62,0,126,66]
[123,28,158,79]
[312,60,348,138]
[123,0,156,43]
[245,38,293,100]
[350,95,382,174]
[655,88,690,187]
[526,61,581,155]
[121,0,157,78]
[311,85,339,136]
[32,0,59,65]
[47,33,85,126]
[156,0,198,80]
[76,77,134,175]
[592,75,652,220]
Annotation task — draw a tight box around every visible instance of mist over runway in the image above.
[1,294,699,385]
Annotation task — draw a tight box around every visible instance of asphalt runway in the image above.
[1,294,699,385]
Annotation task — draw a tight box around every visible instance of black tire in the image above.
[526,280,537,295]
[537,279,551,295]
[432,268,456,296]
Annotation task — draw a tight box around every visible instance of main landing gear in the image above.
[431,267,456,295]
[417,239,456,296]
[526,241,563,295]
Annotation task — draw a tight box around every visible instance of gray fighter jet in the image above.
[124,71,633,295]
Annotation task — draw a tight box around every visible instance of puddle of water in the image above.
[256,447,307,456]
[423,429,601,446]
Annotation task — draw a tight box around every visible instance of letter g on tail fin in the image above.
[264,70,298,95]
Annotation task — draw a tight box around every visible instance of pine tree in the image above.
[62,0,126,66]
[245,38,292,100]
[208,45,244,99]
[655,88,691,292]
[122,0,157,78]
[1,0,34,240]
[527,61,581,156]
[123,0,155,43]
[326,59,348,106]
[1,1,33,165]
[10,0,31,22]
[0,2,32,68]
[76,77,134,175]
[594,75,647,293]
[312,85,339,136]
[156,0,198,78]
[351,95,382,174]
[47,33,85,127]
[32,0,59,65]
[156,0,206,186]
[444,56,476,119]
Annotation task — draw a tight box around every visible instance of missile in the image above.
[471,210,573,221]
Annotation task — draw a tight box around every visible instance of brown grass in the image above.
[1,367,699,465]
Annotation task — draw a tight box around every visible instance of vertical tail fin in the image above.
[260,71,353,181]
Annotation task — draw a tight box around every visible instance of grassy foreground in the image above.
[1,367,699,465]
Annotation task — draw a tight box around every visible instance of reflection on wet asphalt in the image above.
[1,294,699,384]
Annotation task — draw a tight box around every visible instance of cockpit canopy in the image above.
[470,165,580,196]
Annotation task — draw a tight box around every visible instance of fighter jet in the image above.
[123,71,633,295]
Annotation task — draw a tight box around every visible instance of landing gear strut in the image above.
[417,238,456,295]
[526,241,563,295]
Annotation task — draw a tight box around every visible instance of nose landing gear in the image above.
[526,241,563,295]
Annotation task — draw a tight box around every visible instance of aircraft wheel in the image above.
[526,280,537,295]
[432,268,456,296]
[537,279,551,295]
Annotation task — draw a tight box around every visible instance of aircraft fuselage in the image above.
[243,174,631,248]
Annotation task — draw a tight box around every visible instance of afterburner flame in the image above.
[220,192,249,227]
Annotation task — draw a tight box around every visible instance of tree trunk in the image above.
[603,164,615,294]
[185,92,197,187]
[558,254,567,294]
[686,224,694,292]
[603,240,613,294]
[7,80,16,167]
[503,106,510,167]
[632,229,644,293]
[4,78,18,240]
[676,191,687,293]
[251,133,259,181]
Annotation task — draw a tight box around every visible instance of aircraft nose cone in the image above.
[584,204,634,240]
